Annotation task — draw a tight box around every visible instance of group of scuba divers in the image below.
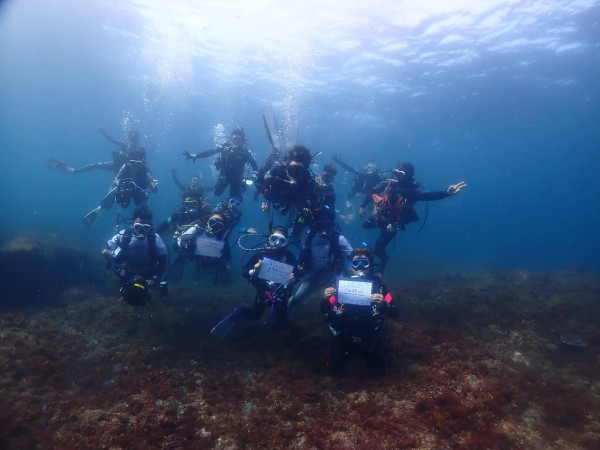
[50,124,466,376]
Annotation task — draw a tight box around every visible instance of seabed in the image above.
[1,236,599,449]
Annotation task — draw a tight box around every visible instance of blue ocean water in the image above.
[0,0,599,274]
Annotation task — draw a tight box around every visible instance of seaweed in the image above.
[0,263,599,448]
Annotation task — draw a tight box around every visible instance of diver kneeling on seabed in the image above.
[321,247,398,376]
[210,226,301,338]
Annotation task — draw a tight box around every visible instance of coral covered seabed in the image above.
[1,237,599,449]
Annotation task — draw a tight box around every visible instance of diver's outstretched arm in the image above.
[332,155,360,175]
[98,127,122,146]
[170,169,186,191]
[183,148,219,162]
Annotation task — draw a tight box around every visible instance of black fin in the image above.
[48,158,72,172]
[210,305,250,339]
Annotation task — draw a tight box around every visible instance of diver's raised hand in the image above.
[183,150,197,162]
[249,260,262,277]
[288,273,296,284]
[447,181,467,195]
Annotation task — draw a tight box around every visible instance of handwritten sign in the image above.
[195,237,225,258]
[336,278,373,306]
[258,257,294,285]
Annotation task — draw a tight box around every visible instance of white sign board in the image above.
[258,257,294,285]
[336,279,373,306]
[195,237,225,258]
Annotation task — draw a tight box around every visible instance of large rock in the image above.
[0,235,104,308]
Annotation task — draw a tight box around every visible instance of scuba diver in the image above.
[99,127,144,155]
[215,195,244,235]
[155,195,212,237]
[332,155,382,221]
[291,163,338,239]
[321,247,398,376]
[258,144,318,238]
[157,171,212,237]
[287,222,353,313]
[241,226,300,323]
[361,162,467,272]
[210,226,301,338]
[183,127,258,199]
[49,128,143,175]
[102,206,168,306]
[169,169,209,201]
[83,147,158,228]
[168,210,232,284]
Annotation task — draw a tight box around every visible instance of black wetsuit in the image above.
[335,158,382,204]
[242,247,299,322]
[321,274,398,374]
[291,180,336,239]
[194,143,258,198]
[110,162,157,208]
[254,147,284,200]
[262,164,315,213]
[155,204,211,235]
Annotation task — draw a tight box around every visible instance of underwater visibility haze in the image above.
[0,0,599,272]
[1,0,600,448]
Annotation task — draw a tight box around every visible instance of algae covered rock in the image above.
[0,235,102,307]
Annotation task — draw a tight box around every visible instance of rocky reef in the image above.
[0,235,108,308]
[0,264,599,448]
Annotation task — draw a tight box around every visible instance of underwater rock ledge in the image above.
[0,234,107,308]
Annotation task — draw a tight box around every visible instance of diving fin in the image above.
[82,206,101,228]
[100,187,117,209]
[48,158,74,173]
[210,305,249,339]
[262,103,299,150]
[262,104,281,151]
